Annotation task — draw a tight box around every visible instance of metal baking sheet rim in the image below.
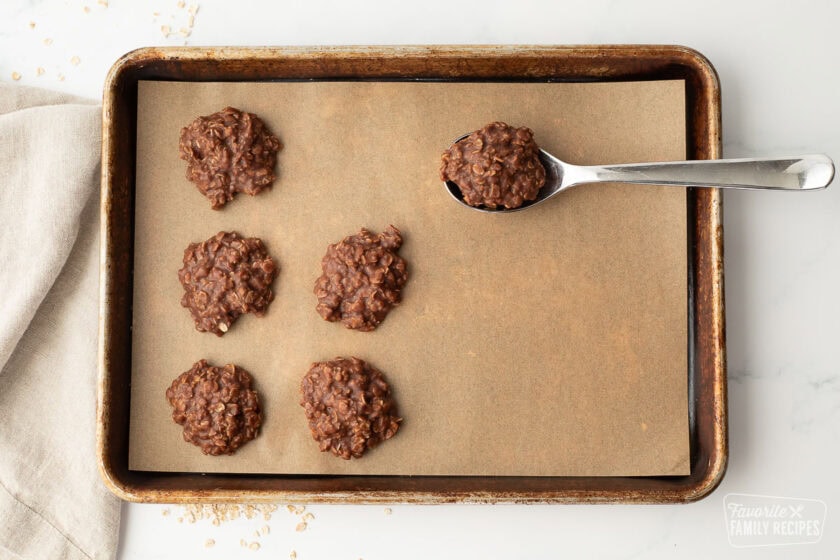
[96,45,726,504]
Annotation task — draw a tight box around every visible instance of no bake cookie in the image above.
[179,106,282,209]
[314,226,408,332]
[300,357,401,459]
[166,359,263,456]
[178,231,277,336]
[440,121,546,209]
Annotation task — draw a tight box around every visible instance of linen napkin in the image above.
[0,84,120,560]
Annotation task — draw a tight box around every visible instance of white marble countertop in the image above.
[2,1,838,558]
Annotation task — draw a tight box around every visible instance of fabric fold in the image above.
[0,84,101,368]
[0,84,120,560]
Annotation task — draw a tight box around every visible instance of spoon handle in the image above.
[569,155,834,191]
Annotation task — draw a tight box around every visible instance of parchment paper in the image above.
[129,80,688,476]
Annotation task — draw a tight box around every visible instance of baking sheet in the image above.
[129,79,688,476]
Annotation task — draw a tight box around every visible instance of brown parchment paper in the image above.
[129,79,688,476]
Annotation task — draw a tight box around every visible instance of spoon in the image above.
[443,134,835,213]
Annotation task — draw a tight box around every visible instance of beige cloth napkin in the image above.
[0,84,120,559]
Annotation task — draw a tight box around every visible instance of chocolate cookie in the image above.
[166,359,262,455]
[300,357,401,459]
[440,121,546,209]
[178,231,277,336]
[314,226,408,332]
[179,106,282,209]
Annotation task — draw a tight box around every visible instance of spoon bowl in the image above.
[444,147,564,213]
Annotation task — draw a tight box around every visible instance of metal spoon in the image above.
[443,135,835,213]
